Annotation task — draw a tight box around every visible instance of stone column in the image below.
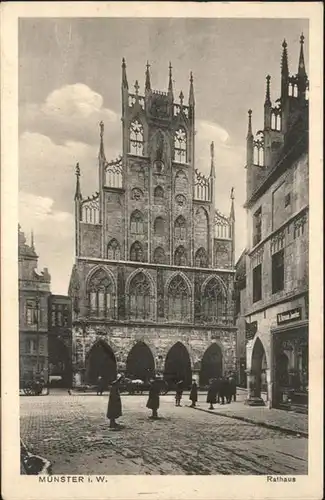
[244,369,265,407]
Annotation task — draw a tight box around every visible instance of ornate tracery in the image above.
[167,275,190,321]
[87,269,116,318]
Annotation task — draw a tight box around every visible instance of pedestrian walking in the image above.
[207,378,218,410]
[146,377,161,419]
[219,376,227,405]
[228,374,237,403]
[175,380,184,406]
[189,379,198,407]
[97,376,105,396]
[106,374,123,429]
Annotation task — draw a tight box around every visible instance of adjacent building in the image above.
[48,295,73,387]
[68,61,237,388]
[19,225,51,385]
[243,35,309,409]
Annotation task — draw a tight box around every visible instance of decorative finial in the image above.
[247,109,253,138]
[265,75,271,104]
[298,32,307,78]
[100,121,104,138]
[281,39,289,75]
[74,162,82,201]
[31,230,35,249]
[134,80,140,95]
[179,90,184,107]
[122,57,128,89]
[210,141,215,178]
[189,71,195,107]
[230,187,235,221]
[168,62,173,97]
[145,61,151,92]
[231,187,235,200]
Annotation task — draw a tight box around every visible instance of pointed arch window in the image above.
[87,269,115,318]
[202,278,226,323]
[174,216,186,239]
[130,120,144,156]
[168,275,190,321]
[129,272,152,320]
[174,245,187,266]
[195,247,208,267]
[153,247,166,264]
[130,210,144,234]
[174,127,187,164]
[154,186,164,201]
[154,217,165,236]
[130,241,144,262]
[107,239,121,260]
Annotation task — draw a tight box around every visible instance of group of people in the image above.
[206,375,237,409]
[105,373,237,429]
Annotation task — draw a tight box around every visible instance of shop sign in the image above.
[277,307,302,325]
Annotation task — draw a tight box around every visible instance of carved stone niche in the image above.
[175,194,186,207]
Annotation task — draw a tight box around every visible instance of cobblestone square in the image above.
[20,392,308,475]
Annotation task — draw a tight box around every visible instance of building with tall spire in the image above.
[242,35,309,409]
[68,61,237,388]
[19,225,51,385]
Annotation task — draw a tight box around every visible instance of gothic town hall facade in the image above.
[68,61,237,388]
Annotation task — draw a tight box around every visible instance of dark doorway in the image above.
[86,341,117,386]
[251,337,267,397]
[164,342,192,389]
[199,343,223,387]
[48,337,72,388]
[278,352,289,386]
[125,341,155,382]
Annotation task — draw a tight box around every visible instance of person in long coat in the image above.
[189,380,198,407]
[97,376,105,396]
[227,374,237,403]
[146,377,160,419]
[175,380,184,407]
[207,378,218,410]
[219,376,227,405]
[106,374,123,428]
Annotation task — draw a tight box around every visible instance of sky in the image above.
[18,17,309,294]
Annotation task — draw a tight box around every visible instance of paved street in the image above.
[20,392,308,475]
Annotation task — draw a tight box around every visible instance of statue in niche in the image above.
[153,130,165,174]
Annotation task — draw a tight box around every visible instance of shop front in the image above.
[272,311,308,411]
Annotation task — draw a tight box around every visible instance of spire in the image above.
[246,109,253,139]
[122,57,128,89]
[189,71,195,107]
[179,90,184,108]
[98,121,105,160]
[31,230,35,250]
[210,141,216,178]
[74,162,82,201]
[145,61,151,92]
[168,62,173,99]
[264,75,271,106]
[230,187,235,221]
[281,39,289,76]
[298,33,307,78]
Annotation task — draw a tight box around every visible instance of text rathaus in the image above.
[68,60,236,388]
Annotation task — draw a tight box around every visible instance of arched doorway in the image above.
[164,342,192,389]
[48,336,72,388]
[126,342,155,382]
[86,341,117,385]
[199,343,223,387]
[251,337,267,397]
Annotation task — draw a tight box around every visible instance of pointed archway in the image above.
[126,342,155,382]
[86,341,117,385]
[48,337,72,388]
[199,343,223,386]
[164,342,192,389]
[251,337,267,397]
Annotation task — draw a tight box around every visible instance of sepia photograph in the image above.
[1,2,323,499]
